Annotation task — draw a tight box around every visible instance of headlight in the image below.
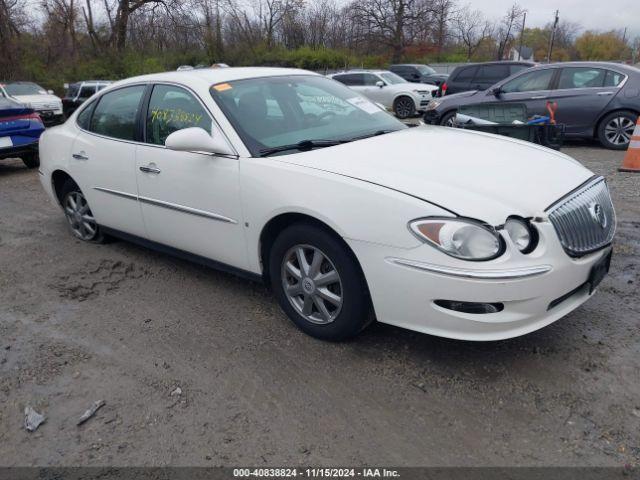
[504,217,538,254]
[426,100,441,111]
[413,90,431,95]
[409,217,504,261]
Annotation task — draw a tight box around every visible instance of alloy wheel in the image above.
[281,244,343,325]
[395,98,414,119]
[604,116,635,146]
[64,191,98,241]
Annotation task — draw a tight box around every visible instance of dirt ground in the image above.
[0,142,639,467]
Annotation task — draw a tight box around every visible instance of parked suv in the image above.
[62,81,111,117]
[424,62,640,150]
[0,81,64,126]
[390,64,449,87]
[442,61,535,96]
[329,70,438,118]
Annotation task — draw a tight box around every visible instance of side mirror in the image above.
[165,127,235,156]
[376,81,385,88]
[47,90,54,95]
[491,87,503,97]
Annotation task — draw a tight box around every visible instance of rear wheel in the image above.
[269,223,372,341]
[597,111,638,150]
[393,96,415,119]
[21,152,39,169]
[60,179,105,243]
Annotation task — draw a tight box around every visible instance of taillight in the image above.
[0,112,43,124]
[441,82,448,96]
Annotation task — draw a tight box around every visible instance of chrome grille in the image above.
[546,177,616,257]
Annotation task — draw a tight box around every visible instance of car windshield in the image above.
[4,82,47,95]
[210,75,406,157]
[380,72,407,85]
[416,65,436,75]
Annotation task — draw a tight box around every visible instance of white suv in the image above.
[329,70,438,118]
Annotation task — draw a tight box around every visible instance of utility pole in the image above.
[621,27,628,62]
[546,10,559,63]
[518,12,527,60]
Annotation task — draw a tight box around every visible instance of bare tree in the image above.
[349,0,432,62]
[496,3,526,60]
[431,0,455,61]
[454,4,492,61]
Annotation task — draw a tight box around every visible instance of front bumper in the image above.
[423,110,442,124]
[348,221,611,341]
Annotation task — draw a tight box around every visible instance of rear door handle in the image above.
[597,91,614,96]
[530,95,547,100]
[139,165,161,174]
[72,152,89,161]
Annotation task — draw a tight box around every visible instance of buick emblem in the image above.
[588,203,607,229]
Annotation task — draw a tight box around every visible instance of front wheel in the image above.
[394,96,416,119]
[60,179,105,243]
[439,110,458,127]
[269,223,372,341]
[597,111,638,150]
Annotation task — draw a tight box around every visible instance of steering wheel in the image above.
[318,111,337,121]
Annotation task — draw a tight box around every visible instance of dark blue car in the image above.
[0,97,45,168]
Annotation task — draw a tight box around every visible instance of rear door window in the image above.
[557,68,606,89]
[89,85,145,141]
[332,74,364,86]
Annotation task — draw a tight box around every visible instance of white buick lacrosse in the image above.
[38,67,615,341]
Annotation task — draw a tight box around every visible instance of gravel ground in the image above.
[0,143,639,467]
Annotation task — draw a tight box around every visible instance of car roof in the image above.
[390,64,430,67]
[454,61,536,68]
[117,67,319,90]
[332,70,389,75]
[531,61,639,73]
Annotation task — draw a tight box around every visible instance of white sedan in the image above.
[38,68,616,341]
[328,70,438,118]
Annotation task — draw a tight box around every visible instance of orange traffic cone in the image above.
[619,118,640,173]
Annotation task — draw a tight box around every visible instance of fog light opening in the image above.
[434,300,504,314]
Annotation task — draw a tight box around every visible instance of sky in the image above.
[469,0,639,38]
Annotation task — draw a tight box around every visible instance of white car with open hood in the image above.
[38,67,616,341]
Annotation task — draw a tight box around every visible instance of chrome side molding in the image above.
[386,257,552,280]
[93,187,237,224]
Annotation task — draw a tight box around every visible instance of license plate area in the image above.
[588,250,612,294]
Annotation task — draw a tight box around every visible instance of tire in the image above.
[60,178,105,243]
[439,110,458,127]
[269,223,372,341]
[21,152,40,169]
[393,96,415,119]
[597,110,638,150]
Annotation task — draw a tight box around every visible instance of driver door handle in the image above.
[597,91,614,96]
[530,95,547,100]
[72,152,89,161]
[139,165,161,174]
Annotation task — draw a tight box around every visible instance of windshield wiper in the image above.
[258,130,397,157]
[259,139,347,157]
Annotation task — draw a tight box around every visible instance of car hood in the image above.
[441,90,480,102]
[276,127,593,224]
[10,94,62,105]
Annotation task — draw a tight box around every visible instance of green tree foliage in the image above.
[575,31,630,61]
